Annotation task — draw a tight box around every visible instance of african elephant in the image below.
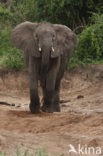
[11,22,77,113]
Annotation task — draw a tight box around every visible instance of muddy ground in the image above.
[0,65,103,155]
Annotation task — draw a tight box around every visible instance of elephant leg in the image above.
[52,58,67,112]
[41,81,61,112]
[52,55,69,112]
[41,89,54,113]
[41,55,69,113]
[52,80,61,112]
[41,80,61,113]
[41,57,60,113]
[29,57,40,113]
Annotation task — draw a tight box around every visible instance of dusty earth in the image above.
[0,65,103,155]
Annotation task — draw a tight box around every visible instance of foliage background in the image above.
[0,0,103,70]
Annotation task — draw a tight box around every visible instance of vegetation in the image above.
[0,148,65,156]
[0,0,103,70]
[36,0,102,29]
[69,13,103,68]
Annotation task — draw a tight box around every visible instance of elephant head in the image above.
[11,22,77,67]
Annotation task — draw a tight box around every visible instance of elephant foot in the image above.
[29,103,40,114]
[41,105,53,113]
[41,103,60,113]
[54,105,60,112]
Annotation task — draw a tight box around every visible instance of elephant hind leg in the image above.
[41,80,61,113]
[41,89,54,113]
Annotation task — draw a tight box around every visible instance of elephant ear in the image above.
[51,24,77,58]
[11,21,40,58]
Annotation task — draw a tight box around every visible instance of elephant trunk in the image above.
[42,49,50,66]
[40,47,50,78]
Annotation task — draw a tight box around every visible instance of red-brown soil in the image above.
[0,65,103,155]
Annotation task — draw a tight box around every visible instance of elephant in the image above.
[11,21,77,113]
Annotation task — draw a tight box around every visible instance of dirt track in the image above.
[0,65,103,155]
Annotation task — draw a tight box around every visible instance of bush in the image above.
[0,26,12,56]
[0,48,25,70]
[0,3,14,26]
[77,24,103,61]
[0,1,38,26]
[0,26,25,70]
[1,0,102,29]
[69,13,103,68]
[10,0,38,25]
[36,0,99,29]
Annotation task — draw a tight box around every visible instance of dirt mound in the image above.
[0,65,103,155]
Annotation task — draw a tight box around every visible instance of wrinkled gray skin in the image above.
[11,22,77,113]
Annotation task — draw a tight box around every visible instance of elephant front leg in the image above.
[41,88,60,113]
[41,58,61,113]
[29,88,40,113]
[52,80,61,112]
[29,58,40,113]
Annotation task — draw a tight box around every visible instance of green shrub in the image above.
[0,26,11,56]
[10,0,38,25]
[0,26,25,70]
[1,0,102,29]
[0,48,25,70]
[69,13,103,68]
[77,24,103,61]
[0,3,13,26]
[36,0,99,29]
[90,13,103,25]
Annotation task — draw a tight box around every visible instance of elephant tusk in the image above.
[52,46,55,52]
[39,47,42,52]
